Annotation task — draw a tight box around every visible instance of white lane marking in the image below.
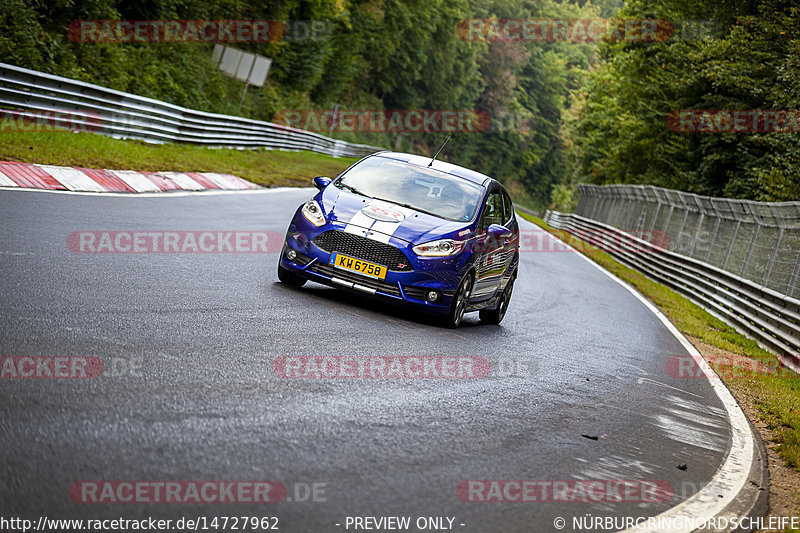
[0,170,19,187]
[517,216,756,532]
[107,170,162,192]
[36,164,107,192]
[159,172,205,191]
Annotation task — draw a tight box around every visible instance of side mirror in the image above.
[313,176,332,191]
[487,224,511,238]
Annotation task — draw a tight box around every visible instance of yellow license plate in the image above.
[329,252,387,279]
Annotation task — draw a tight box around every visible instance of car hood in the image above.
[320,187,472,244]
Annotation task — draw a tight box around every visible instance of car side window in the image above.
[479,191,504,232]
[502,191,514,226]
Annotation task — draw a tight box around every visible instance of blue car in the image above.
[278,151,519,327]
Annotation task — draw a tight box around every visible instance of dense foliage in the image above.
[3,0,796,206]
[563,0,800,202]
[2,0,614,208]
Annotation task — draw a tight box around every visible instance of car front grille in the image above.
[308,262,402,297]
[312,230,413,271]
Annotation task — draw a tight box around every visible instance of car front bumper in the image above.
[278,221,472,315]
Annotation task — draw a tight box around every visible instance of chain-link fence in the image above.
[576,184,800,299]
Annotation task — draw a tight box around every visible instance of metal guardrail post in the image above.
[789,253,800,299]
[661,203,675,249]
[740,224,761,278]
[722,221,740,270]
[705,217,721,263]
[688,212,705,258]
[675,205,691,253]
[763,228,784,286]
[649,200,663,235]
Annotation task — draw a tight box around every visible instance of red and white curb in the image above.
[0,162,259,192]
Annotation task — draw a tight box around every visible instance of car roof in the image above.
[371,151,495,187]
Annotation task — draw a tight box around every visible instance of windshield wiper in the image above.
[337,181,371,198]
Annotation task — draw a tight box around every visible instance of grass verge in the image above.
[0,130,359,188]
[520,213,800,520]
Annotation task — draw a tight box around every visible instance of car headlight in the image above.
[413,239,465,257]
[302,200,326,227]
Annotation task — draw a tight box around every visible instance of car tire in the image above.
[480,274,515,325]
[278,264,307,288]
[443,273,474,329]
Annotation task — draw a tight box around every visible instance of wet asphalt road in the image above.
[0,188,731,532]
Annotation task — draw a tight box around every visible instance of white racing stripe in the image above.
[37,164,106,192]
[343,225,369,237]
[365,230,391,244]
[345,210,376,231]
[342,199,415,244]
[367,199,415,239]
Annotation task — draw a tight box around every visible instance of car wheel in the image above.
[480,275,515,325]
[444,273,474,329]
[278,264,307,288]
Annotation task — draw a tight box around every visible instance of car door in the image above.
[497,189,519,279]
[471,189,507,300]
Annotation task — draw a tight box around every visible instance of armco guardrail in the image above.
[576,184,800,299]
[513,205,542,219]
[544,210,800,374]
[0,62,382,158]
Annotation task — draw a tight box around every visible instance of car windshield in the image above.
[338,156,483,222]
